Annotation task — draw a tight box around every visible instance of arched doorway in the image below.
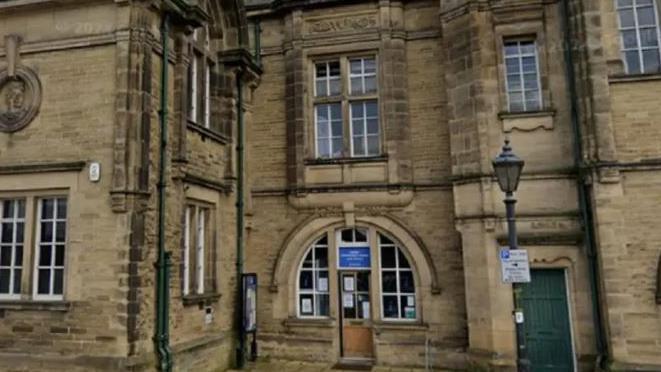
[291,224,422,362]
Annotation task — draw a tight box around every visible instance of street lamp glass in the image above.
[492,140,524,193]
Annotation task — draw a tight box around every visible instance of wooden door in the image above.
[339,271,373,359]
[521,269,575,372]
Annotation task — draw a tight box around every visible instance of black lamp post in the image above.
[492,139,530,372]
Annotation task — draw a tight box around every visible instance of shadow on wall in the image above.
[656,254,661,304]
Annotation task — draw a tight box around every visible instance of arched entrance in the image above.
[269,216,439,364]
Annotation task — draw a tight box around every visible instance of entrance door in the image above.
[521,269,575,372]
[339,271,373,359]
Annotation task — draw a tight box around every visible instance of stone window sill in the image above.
[498,109,555,133]
[373,321,428,332]
[182,293,221,308]
[498,109,555,120]
[187,121,230,145]
[283,317,336,328]
[304,155,387,166]
[608,73,661,84]
[0,300,71,312]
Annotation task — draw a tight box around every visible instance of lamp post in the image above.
[492,139,530,372]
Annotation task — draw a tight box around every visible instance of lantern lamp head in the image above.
[492,139,525,194]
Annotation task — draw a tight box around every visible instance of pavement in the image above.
[227,359,437,372]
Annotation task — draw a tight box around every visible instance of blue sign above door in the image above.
[338,246,371,269]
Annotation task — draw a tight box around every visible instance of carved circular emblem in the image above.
[0,66,42,133]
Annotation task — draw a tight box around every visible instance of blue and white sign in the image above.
[499,247,531,283]
[338,246,371,269]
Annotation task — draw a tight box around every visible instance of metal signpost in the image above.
[492,140,531,372]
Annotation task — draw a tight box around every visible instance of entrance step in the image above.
[332,358,374,370]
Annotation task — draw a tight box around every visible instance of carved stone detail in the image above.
[305,13,378,34]
[0,35,42,133]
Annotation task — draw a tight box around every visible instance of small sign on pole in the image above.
[499,247,531,283]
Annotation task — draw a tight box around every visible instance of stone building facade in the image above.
[244,0,661,371]
[0,0,660,371]
[0,0,259,371]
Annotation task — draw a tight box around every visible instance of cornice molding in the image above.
[0,161,86,175]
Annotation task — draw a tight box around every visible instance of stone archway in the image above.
[269,214,441,319]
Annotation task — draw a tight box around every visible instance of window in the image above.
[189,54,199,122]
[0,199,25,299]
[34,198,67,300]
[313,56,380,159]
[616,0,661,74]
[379,233,416,320]
[297,235,329,317]
[188,27,215,129]
[183,204,215,296]
[0,196,68,301]
[503,40,542,112]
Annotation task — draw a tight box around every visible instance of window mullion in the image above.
[361,58,366,94]
[324,62,329,96]
[184,207,190,295]
[204,62,211,128]
[197,208,205,294]
[518,43,527,111]
[633,4,640,73]
[327,105,333,157]
[364,102,369,156]
[634,3,645,71]
[9,203,16,295]
[343,99,349,158]
[652,1,661,67]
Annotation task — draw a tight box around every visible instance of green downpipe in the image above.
[155,12,173,372]
[235,68,246,369]
[561,0,609,368]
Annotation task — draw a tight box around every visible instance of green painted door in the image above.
[520,269,574,372]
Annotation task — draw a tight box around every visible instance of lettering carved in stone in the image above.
[307,14,378,34]
[0,34,42,133]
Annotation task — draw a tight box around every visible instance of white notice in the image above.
[499,248,531,283]
[343,293,354,308]
[514,311,524,324]
[343,276,355,291]
[301,298,312,314]
[318,278,328,292]
[407,295,415,307]
[362,301,370,319]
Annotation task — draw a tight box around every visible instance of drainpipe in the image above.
[155,12,173,372]
[235,68,246,369]
[560,0,609,369]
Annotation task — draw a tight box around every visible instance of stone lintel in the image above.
[0,161,85,175]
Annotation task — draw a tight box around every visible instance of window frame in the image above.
[615,0,661,75]
[0,199,26,300]
[502,39,543,113]
[311,55,381,160]
[32,195,69,301]
[182,201,216,297]
[188,27,217,131]
[296,235,330,319]
[378,233,417,322]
